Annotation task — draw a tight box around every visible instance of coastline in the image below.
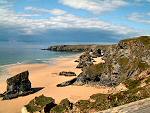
[0,53,111,113]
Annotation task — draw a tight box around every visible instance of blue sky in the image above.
[0,0,150,44]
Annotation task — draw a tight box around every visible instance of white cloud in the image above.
[25,6,66,15]
[59,0,127,14]
[128,12,150,24]
[0,9,135,35]
[0,0,136,36]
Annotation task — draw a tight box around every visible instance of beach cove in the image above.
[0,54,111,113]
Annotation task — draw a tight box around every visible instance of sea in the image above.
[0,42,80,80]
[0,41,113,81]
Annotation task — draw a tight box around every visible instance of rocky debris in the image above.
[22,95,73,113]
[2,71,32,100]
[59,71,76,76]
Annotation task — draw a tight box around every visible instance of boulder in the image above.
[59,71,76,76]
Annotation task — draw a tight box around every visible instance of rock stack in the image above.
[2,71,32,100]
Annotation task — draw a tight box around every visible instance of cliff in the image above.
[45,44,113,52]
[22,36,150,113]
[57,36,150,87]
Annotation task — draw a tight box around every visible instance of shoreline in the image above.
[0,53,111,113]
[0,53,81,82]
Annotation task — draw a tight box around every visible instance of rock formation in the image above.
[57,36,150,87]
[76,52,93,68]
[23,95,56,113]
[44,44,112,54]
[2,71,32,100]
[22,95,73,113]
[59,71,76,76]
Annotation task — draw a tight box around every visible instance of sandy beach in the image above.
[0,55,110,113]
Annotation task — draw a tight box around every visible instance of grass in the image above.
[123,79,141,89]
[138,61,149,71]
[84,63,106,79]
[75,78,150,112]
[145,77,150,84]
[50,105,66,113]
[121,36,150,48]
[25,95,54,112]
[118,57,129,67]
[50,98,72,113]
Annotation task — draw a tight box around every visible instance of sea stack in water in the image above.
[2,71,32,100]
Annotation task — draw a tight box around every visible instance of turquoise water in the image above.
[0,43,79,77]
[0,45,76,66]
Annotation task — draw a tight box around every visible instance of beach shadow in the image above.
[1,87,45,100]
[30,87,44,94]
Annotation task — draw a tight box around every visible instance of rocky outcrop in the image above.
[51,98,73,113]
[57,78,77,87]
[78,36,150,86]
[2,71,32,100]
[59,71,76,76]
[76,52,93,68]
[45,45,111,52]
[22,95,73,113]
[57,36,150,87]
[23,95,56,113]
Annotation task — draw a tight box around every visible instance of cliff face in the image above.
[46,44,113,52]
[57,36,150,87]
[22,36,150,113]
[79,36,150,86]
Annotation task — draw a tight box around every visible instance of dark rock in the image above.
[59,71,76,76]
[76,52,93,68]
[74,59,79,62]
[90,48,103,58]
[0,94,3,97]
[57,78,77,87]
[2,71,32,100]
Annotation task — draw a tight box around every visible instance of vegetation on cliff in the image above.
[24,36,150,113]
[79,36,150,86]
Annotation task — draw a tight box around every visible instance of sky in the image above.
[0,0,150,44]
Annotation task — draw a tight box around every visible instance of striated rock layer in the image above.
[57,36,150,87]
